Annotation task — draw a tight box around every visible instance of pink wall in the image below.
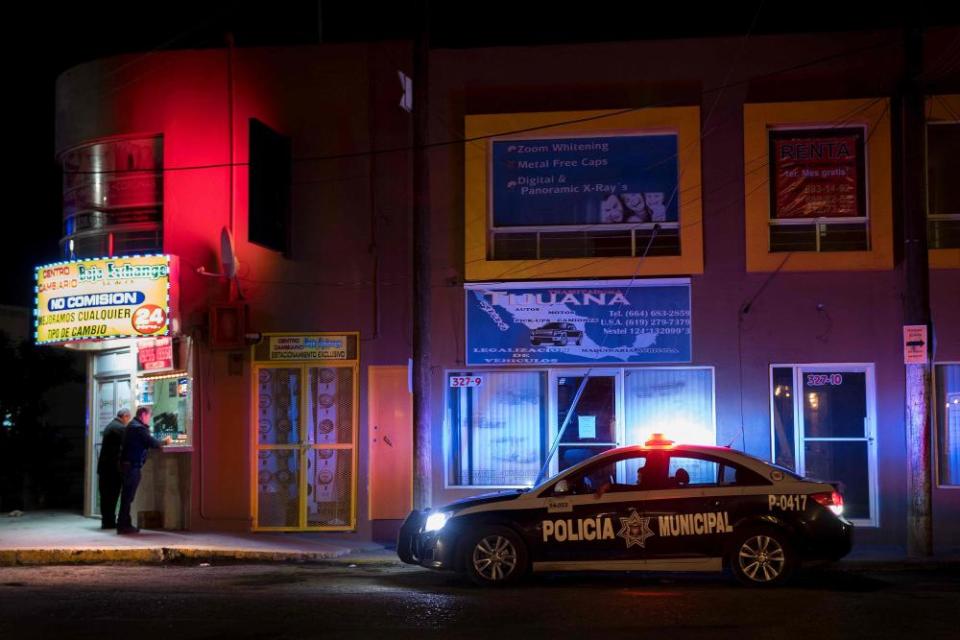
[57,42,414,533]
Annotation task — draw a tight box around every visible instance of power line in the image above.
[62,37,903,176]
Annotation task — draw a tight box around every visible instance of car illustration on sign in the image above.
[530,322,584,346]
[398,435,852,586]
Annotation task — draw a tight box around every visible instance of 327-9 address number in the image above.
[450,376,484,388]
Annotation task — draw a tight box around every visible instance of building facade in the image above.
[48,29,959,547]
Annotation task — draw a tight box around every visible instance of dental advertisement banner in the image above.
[491,134,679,227]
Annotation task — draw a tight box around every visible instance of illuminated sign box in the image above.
[34,255,179,345]
[137,336,175,373]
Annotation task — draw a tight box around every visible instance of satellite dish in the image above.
[220,227,239,279]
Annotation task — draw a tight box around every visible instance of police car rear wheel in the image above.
[731,529,794,586]
[464,526,527,586]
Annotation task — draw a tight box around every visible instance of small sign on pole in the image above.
[903,325,928,365]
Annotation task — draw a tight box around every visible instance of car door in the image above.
[638,453,728,560]
[538,451,654,563]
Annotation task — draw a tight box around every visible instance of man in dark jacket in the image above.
[117,406,172,534]
[96,408,131,529]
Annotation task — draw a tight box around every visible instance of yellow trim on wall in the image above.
[927,94,960,270]
[743,98,894,272]
[464,108,703,281]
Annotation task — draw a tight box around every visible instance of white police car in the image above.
[398,436,852,587]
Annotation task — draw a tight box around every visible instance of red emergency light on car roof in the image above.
[644,433,675,447]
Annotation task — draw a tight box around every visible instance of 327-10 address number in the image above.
[450,376,484,388]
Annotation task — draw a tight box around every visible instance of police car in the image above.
[398,435,852,587]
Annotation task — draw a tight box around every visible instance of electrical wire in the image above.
[61,38,905,177]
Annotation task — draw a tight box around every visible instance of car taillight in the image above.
[812,491,844,516]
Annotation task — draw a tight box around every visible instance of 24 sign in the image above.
[132,304,167,335]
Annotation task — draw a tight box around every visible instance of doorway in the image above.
[368,366,412,521]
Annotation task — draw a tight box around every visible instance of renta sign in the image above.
[34,255,178,345]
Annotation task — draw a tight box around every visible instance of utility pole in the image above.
[411,1,432,510]
[900,26,933,557]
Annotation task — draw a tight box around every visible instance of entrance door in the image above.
[771,364,878,526]
[254,364,358,530]
[89,376,132,515]
[551,370,622,474]
[368,366,412,520]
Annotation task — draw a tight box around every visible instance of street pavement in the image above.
[1,562,958,639]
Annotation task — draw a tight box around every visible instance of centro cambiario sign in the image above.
[34,255,178,344]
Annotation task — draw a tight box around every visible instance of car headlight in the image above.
[423,511,449,533]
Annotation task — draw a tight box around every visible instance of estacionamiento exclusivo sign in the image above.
[465,279,691,366]
[34,255,177,345]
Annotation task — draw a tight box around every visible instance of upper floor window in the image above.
[927,122,960,250]
[61,136,163,259]
[489,133,681,260]
[744,99,893,272]
[767,126,868,253]
[248,118,291,254]
[465,108,704,281]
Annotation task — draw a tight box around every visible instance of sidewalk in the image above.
[0,511,398,566]
[2,511,957,569]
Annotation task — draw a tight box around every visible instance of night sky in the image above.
[2,2,955,307]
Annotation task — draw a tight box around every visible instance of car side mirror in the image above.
[553,479,571,495]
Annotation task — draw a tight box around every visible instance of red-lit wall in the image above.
[56,42,414,533]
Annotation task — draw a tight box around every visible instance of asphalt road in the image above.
[1,562,958,639]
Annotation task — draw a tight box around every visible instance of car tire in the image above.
[462,525,528,587]
[531,340,540,346]
[559,337,569,346]
[576,337,582,346]
[729,526,796,587]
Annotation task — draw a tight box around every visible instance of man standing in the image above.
[96,408,131,529]
[117,406,172,534]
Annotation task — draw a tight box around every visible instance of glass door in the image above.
[772,364,878,526]
[89,376,132,515]
[550,370,622,474]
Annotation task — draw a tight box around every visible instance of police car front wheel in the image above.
[730,528,795,587]
[463,526,528,586]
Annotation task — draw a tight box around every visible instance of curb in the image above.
[0,546,398,567]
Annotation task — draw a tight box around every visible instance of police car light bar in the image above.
[644,433,675,447]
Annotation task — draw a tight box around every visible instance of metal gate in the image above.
[251,334,359,531]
